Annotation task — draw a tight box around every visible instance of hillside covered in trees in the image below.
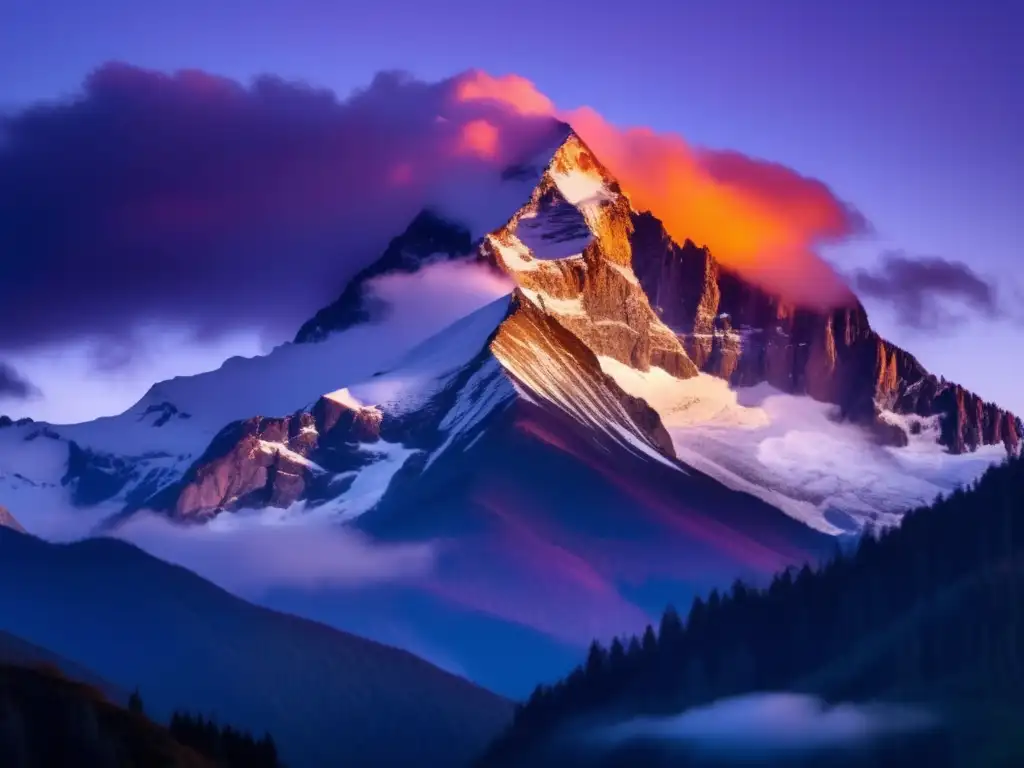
[0,663,282,768]
[479,453,1024,767]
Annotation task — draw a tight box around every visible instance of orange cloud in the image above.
[454,71,555,116]
[457,118,500,159]
[452,71,861,308]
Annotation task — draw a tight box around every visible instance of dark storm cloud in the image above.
[0,63,554,355]
[0,362,40,400]
[850,250,1004,329]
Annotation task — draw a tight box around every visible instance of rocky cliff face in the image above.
[483,130,697,381]
[148,394,385,520]
[490,291,677,460]
[629,212,1021,454]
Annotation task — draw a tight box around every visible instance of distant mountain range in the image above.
[0,118,1018,765]
[0,527,511,767]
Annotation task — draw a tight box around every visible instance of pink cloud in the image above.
[455,71,864,308]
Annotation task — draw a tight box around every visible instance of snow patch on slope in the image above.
[313,441,419,522]
[425,358,516,471]
[0,425,117,539]
[133,260,511,429]
[347,296,512,417]
[550,169,612,208]
[598,357,1005,534]
[324,388,374,413]
[597,357,769,430]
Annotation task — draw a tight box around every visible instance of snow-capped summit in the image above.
[483,129,697,382]
[3,118,1020,703]
[0,123,1016,543]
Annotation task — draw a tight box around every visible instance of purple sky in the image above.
[1,0,1021,423]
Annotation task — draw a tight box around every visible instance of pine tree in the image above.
[608,637,627,670]
[626,635,642,659]
[127,687,144,715]
[584,640,608,678]
[658,604,684,650]
[640,624,657,655]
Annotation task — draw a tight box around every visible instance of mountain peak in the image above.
[291,118,1020,460]
[483,129,698,382]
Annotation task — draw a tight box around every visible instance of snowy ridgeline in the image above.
[0,123,1009,542]
[598,357,1005,534]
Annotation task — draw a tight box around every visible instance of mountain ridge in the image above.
[1,122,1013,536]
[0,526,513,767]
[629,214,1021,455]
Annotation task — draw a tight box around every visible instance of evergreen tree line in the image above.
[482,451,1024,764]
[126,688,281,767]
[167,710,281,768]
[0,666,210,768]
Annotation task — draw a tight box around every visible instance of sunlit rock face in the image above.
[629,212,1021,455]
[148,393,386,520]
[484,129,698,381]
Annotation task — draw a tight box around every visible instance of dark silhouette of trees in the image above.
[0,666,206,767]
[127,686,144,715]
[169,710,281,768]
[481,452,1024,766]
[0,667,283,768]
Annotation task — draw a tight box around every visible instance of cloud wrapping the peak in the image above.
[0,64,866,359]
[455,71,864,308]
[851,250,1004,329]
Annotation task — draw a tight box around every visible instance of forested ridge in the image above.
[0,665,283,768]
[480,452,1024,766]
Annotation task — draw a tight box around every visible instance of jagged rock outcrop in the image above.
[151,395,385,519]
[630,212,1022,454]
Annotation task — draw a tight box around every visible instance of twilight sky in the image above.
[1,0,1021,423]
